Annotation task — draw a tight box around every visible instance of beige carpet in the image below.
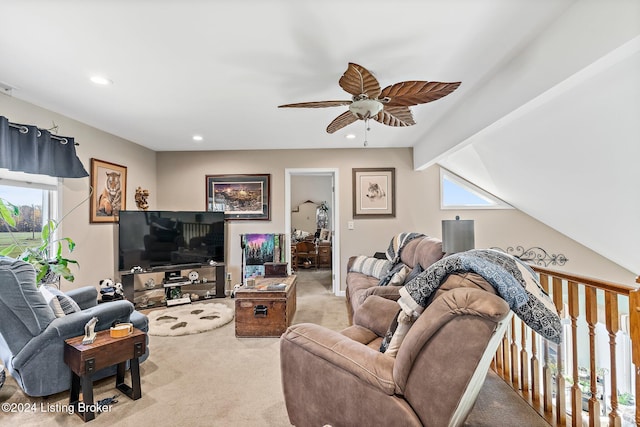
[0,269,549,426]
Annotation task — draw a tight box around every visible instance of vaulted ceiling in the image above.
[0,1,638,275]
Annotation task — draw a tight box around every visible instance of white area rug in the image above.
[147,302,234,336]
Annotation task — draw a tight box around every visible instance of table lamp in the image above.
[442,216,475,254]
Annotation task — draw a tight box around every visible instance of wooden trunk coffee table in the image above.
[235,275,297,337]
[64,328,146,422]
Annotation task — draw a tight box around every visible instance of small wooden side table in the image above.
[64,328,146,422]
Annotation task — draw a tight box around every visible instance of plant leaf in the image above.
[0,198,18,227]
[0,244,18,256]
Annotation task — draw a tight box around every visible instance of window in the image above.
[0,169,59,257]
[440,168,511,210]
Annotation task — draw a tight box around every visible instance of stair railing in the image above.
[492,265,639,427]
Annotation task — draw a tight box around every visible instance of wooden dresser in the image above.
[317,242,332,268]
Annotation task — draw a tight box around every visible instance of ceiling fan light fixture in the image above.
[278,63,460,135]
[349,99,383,120]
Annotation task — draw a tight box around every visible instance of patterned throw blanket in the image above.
[397,249,562,344]
[377,232,425,286]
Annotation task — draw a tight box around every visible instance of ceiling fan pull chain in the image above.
[363,119,369,147]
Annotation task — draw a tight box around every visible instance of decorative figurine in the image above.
[82,317,98,344]
[135,187,149,210]
[100,279,125,302]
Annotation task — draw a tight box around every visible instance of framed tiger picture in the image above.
[90,158,127,223]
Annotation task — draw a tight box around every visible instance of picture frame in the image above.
[319,228,331,241]
[90,158,127,224]
[206,174,271,220]
[352,168,395,218]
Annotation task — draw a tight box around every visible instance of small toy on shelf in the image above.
[100,278,125,302]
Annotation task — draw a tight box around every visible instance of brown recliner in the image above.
[280,273,512,427]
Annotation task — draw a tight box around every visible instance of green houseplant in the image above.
[0,197,77,283]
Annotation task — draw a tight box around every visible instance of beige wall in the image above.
[0,95,157,289]
[157,149,637,290]
[2,94,634,292]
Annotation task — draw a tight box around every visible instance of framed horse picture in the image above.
[90,158,127,223]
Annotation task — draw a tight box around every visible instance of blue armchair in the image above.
[0,257,148,397]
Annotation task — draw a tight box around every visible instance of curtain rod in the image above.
[8,122,79,146]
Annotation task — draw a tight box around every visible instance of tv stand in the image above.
[121,263,226,310]
[150,262,202,272]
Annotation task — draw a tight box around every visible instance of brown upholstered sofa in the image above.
[345,235,444,323]
[280,271,512,427]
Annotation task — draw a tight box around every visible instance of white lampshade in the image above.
[442,216,475,254]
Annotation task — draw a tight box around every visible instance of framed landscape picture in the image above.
[206,174,271,220]
[90,158,127,223]
[352,168,395,218]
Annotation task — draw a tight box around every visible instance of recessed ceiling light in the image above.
[192,135,203,142]
[90,75,113,85]
[345,134,356,140]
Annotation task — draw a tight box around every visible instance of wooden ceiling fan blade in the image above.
[374,106,416,127]
[326,111,358,134]
[380,81,461,107]
[338,63,381,99]
[278,100,351,108]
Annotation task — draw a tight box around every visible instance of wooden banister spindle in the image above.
[604,291,621,427]
[511,315,519,389]
[521,321,530,395]
[585,286,601,427]
[495,343,503,372]
[629,286,640,427]
[540,274,553,415]
[503,322,511,382]
[568,281,582,427]
[553,277,566,425]
[531,328,540,403]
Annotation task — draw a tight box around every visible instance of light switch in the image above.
[347,221,354,230]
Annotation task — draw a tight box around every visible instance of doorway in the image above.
[285,168,340,295]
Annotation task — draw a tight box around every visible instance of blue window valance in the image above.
[0,116,88,178]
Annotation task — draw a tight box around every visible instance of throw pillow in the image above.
[39,285,66,317]
[377,262,408,286]
[349,255,392,280]
[388,264,411,286]
[42,286,81,316]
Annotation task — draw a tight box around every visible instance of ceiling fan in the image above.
[278,63,461,138]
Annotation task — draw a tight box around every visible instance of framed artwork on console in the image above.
[90,158,127,223]
[206,174,271,220]
[352,167,395,218]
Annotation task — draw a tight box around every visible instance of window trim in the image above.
[0,170,61,251]
[440,168,512,210]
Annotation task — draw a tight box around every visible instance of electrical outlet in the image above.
[348,221,354,230]
[226,272,232,280]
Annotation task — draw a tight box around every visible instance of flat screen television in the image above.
[118,210,225,271]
